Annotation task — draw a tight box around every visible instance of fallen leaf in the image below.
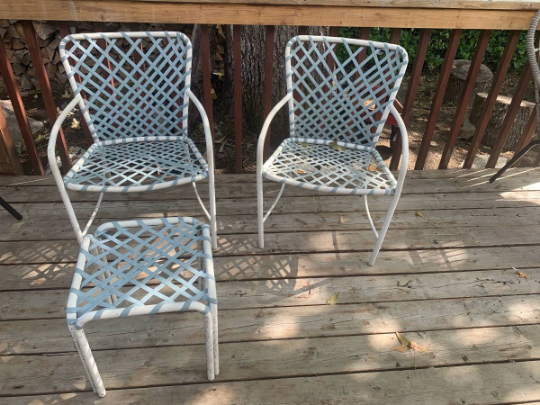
[392,332,429,353]
[297,168,307,174]
[339,215,349,224]
[326,292,339,305]
[367,163,378,172]
[298,142,309,147]
[415,211,425,218]
[329,141,344,152]
[516,270,529,279]
[71,118,80,129]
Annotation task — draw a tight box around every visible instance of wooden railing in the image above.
[0,0,540,175]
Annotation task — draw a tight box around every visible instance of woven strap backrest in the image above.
[59,32,192,143]
[285,36,408,147]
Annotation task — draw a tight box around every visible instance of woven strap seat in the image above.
[263,138,396,195]
[64,137,208,193]
[67,216,217,329]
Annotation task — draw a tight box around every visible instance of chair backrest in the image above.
[59,32,192,143]
[285,36,408,147]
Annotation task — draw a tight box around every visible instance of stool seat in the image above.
[66,216,219,397]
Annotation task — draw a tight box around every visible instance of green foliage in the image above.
[337,27,528,72]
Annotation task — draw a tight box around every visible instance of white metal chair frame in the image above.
[48,32,217,248]
[66,216,218,397]
[257,36,409,265]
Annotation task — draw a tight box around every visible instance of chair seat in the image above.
[67,217,216,328]
[263,138,397,195]
[64,137,208,193]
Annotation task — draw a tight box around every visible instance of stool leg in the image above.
[204,312,215,381]
[69,324,106,397]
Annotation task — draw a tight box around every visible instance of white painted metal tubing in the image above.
[202,225,219,374]
[364,195,379,238]
[48,95,84,244]
[263,183,285,223]
[204,311,215,381]
[188,90,217,249]
[68,324,106,397]
[369,104,409,266]
[257,93,293,248]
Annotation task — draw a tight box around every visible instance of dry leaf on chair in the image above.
[297,168,307,174]
[367,163,378,172]
[329,141,345,152]
[326,292,339,305]
[298,142,309,147]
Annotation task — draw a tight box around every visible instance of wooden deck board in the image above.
[0,169,539,403]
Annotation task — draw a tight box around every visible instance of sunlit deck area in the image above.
[1,168,540,404]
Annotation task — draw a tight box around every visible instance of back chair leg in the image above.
[204,312,216,381]
[257,172,265,248]
[369,192,401,266]
[209,176,217,249]
[68,324,106,397]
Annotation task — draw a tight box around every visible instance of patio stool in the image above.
[66,216,219,397]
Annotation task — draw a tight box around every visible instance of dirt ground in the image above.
[1,70,528,174]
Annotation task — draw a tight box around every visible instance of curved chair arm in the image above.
[187,89,215,175]
[257,93,293,175]
[389,103,409,194]
[47,94,82,180]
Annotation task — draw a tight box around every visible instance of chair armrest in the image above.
[389,103,409,192]
[187,89,214,175]
[47,94,82,178]
[257,93,293,174]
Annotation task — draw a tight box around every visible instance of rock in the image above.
[19,74,34,90]
[32,21,57,40]
[1,99,45,152]
[458,119,476,141]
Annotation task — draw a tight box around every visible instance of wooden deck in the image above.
[1,168,540,404]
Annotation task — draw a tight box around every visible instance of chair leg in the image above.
[369,193,400,266]
[68,324,106,397]
[204,312,216,381]
[57,182,84,244]
[211,305,219,375]
[257,171,265,248]
[208,176,218,250]
[489,140,540,183]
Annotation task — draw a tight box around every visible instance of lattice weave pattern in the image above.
[286,36,408,146]
[60,32,192,142]
[63,137,208,192]
[67,218,216,325]
[264,138,396,194]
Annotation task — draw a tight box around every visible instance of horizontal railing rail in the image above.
[0,1,539,174]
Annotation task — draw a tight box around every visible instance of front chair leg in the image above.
[369,193,400,266]
[68,324,106,397]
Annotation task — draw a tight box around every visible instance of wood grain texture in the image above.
[0,1,537,29]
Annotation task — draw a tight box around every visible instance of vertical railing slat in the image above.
[22,20,71,171]
[233,25,243,173]
[486,63,532,168]
[439,29,491,169]
[57,22,94,147]
[0,102,24,175]
[263,25,275,160]
[200,25,215,140]
[463,30,520,169]
[415,29,462,170]
[390,28,432,170]
[0,39,44,174]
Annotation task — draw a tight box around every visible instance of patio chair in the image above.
[257,36,409,265]
[48,32,217,247]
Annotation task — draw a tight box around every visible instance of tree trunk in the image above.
[443,59,493,109]
[224,25,328,147]
[470,92,535,151]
